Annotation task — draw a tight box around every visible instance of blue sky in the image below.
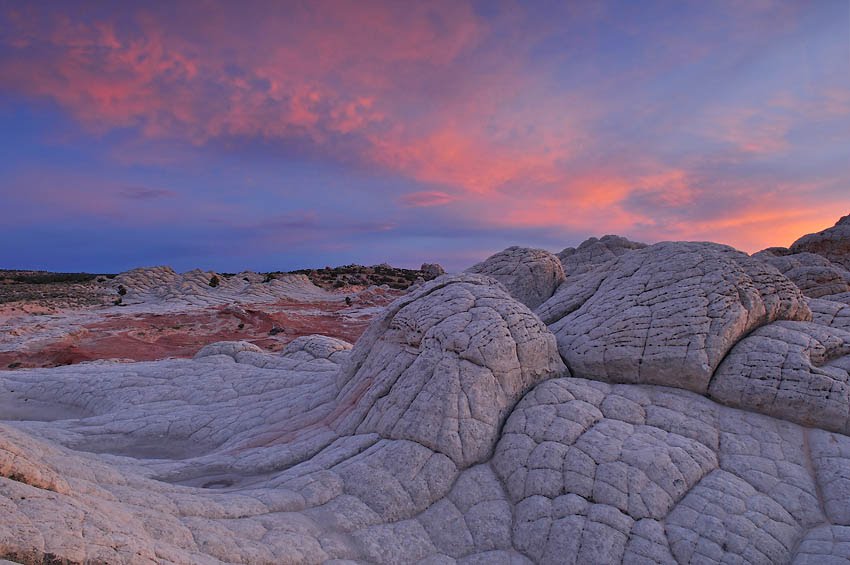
[1,0,848,272]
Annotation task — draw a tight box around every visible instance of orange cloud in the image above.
[1,0,846,258]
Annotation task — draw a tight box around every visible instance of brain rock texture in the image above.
[4,225,850,564]
[557,234,647,277]
[541,241,810,392]
[466,246,566,309]
[790,214,850,270]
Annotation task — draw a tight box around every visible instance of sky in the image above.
[0,0,849,273]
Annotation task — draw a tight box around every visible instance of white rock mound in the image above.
[492,376,830,564]
[790,214,850,270]
[466,246,566,309]
[754,249,850,299]
[332,273,567,468]
[542,241,810,392]
[557,234,647,276]
[709,321,850,433]
[280,334,353,363]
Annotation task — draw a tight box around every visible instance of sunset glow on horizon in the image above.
[1,0,849,272]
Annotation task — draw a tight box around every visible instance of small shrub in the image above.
[117,285,127,296]
[209,275,220,288]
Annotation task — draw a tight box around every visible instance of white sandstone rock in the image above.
[466,247,566,309]
[790,214,850,270]
[544,241,810,392]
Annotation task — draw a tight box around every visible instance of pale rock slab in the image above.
[754,250,850,299]
[545,241,810,392]
[710,321,850,434]
[791,214,850,270]
[280,335,353,363]
[557,235,647,277]
[113,266,334,310]
[492,376,826,565]
[466,247,566,309]
[809,297,850,332]
[194,340,264,360]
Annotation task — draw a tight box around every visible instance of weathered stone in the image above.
[557,235,647,276]
[466,247,566,309]
[546,241,810,392]
[790,214,850,270]
[710,321,850,434]
[754,250,850,298]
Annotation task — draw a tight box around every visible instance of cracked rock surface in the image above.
[4,225,850,564]
[790,214,850,271]
[466,247,565,309]
[557,235,647,277]
[542,241,810,392]
[754,249,850,300]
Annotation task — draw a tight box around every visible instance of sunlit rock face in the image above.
[5,219,850,564]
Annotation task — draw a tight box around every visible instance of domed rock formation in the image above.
[280,334,353,363]
[194,340,264,359]
[790,214,850,270]
[491,376,828,564]
[112,266,331,308]
[542,241,810,392]
[753,249,850,299]
[332,273,567,468]
[709,321,850,433]
[466,246,566,309]
[419,263,446,278]
[557,234,647,276]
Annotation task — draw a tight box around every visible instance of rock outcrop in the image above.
[420,263,446,278]
[542,241,810,392]
[466,246,566,309]
[113,266,331,308]
[754,249,850,299]
[7,218,850,564]
[790,214,850,270]
[557,234,647,276]
[709,321,850,433]
[332,273,567,468]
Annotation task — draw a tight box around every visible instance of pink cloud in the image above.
[0,1,845,257]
